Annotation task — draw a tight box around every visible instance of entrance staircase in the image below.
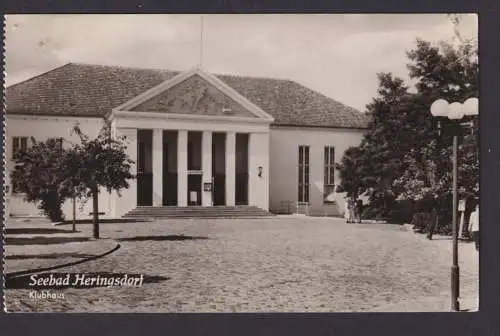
[123,205,274,219]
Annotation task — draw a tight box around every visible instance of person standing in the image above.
[349,199,356,223]
[469,204,480,251]
[344,197,353,223]
[426,209,438,240]
[355,199,363,223]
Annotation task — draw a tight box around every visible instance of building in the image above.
[5,63,369,219]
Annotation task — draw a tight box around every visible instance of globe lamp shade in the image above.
[463,97,479,116]
[448,102,465,120]
[430,99,449,117]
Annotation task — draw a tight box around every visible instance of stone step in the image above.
[126,212,270,216]
[126,209,268,214]
[124,212,271,217]
[123,206,273,219]
[131,206,259,210]
[125,209,269,213]
[125,215,273,219]
[126,209,263,212]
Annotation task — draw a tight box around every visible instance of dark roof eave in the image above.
[6,111,106,119]
[270,123,369,131]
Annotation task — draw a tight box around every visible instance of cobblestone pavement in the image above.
[4,219,118,274]
[4,217,478,312]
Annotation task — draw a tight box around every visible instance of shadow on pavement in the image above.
[6,253,96,260]
[60,218,152,225]
[5,236,91,246]
[5,228,80,235]
[118,235,209,242]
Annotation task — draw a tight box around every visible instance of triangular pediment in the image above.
[115,67,274,121]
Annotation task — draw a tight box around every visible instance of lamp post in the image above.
[430,97,479,312]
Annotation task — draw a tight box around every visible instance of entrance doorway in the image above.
[163,131,178,206]
[137,129,153,206]
[187,131,203,206]
[187,173,202,206]
[212,133,226,205]
[235,133,249,205]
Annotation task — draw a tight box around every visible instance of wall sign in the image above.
[203,182,213,192]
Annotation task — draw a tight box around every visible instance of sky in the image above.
[4,14,477,112]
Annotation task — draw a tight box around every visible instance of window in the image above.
[12,136,29,193]
[12,136,28,159]
[298,145,310,203]
[324,146,335,203]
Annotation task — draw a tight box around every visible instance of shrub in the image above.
[38,190,65,222]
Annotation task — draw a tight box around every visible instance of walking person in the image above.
[344,197,353,223]
[426,209,438,240]
[349,199,356,223]
[355,199,363,223]
[469,204,480,252]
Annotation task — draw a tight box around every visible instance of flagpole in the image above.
[199,16,204,67]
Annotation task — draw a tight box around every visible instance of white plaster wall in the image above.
[248,132,270,211]
[5,115,116,220]
[114,128,137,218]
[269,126,365,215]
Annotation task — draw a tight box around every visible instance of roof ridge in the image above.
[69,62,179,74]
[63,62,292,82]
[216,72,292,82]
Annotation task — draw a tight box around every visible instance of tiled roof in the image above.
[5,63,370,129]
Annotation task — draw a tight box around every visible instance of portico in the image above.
[134,128,250,208]
[109,66,273,217]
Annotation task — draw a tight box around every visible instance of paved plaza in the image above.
[5,216,478,312]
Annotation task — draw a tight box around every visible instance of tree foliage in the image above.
[397,37,478,204]
[335,146,367,199]
[11,138,71,222]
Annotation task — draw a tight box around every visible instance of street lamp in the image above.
[430,97,479,312]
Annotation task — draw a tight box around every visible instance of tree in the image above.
[336,73,415,217]
[335,146,367,199]
[336,26,478,225]
[69,122,134,239]
[11,138,73,222]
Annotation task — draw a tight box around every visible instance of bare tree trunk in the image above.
[92,185,99,239]
[72,195,76,232]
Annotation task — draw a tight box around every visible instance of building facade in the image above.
[5,63,369,219]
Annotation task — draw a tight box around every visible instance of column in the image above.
[177,130,188,207]
[225,131,236,206]
[152,129,163,206]
[202,131,213,206]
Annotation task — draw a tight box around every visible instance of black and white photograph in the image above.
[2,13,479,313]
